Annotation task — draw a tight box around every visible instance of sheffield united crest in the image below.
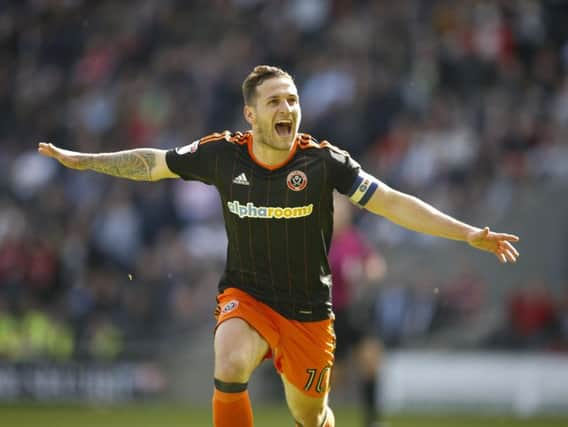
[287,170,307,191]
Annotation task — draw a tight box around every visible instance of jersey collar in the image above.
[246,131,300,171]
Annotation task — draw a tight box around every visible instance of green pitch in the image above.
[1,403,567,427]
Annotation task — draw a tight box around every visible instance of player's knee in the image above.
[215,351,253,382]
[292,404,327,427]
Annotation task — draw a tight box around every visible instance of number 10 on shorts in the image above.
[304,366,332,393]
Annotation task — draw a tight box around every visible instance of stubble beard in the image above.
[257,123,295,152]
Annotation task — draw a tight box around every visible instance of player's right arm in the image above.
[37,142,179,181]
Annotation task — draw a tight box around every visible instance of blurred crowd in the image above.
[1,0,568,362]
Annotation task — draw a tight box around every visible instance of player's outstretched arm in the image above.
[37,142,179,181]
[360,181,519,264]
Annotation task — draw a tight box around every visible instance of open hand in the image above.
[37,142,87,170]
[467,227,519,264]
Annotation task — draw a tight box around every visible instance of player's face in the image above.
[247,77,301,151]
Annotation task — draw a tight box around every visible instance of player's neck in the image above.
[250,131,296,167]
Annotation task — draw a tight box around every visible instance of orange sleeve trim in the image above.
[199,130,249,146]
[199,131,230,144]
[297,133,318,149]
[298,135,351,159]
[231,131,250,145]
[298,134,333,150]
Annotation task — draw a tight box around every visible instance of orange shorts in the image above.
[215,288,335,398]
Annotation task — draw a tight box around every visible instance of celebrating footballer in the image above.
[38,65,519,427]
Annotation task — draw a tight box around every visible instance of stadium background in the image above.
[1,0,568,425]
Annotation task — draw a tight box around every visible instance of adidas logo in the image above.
[232,173,250,185]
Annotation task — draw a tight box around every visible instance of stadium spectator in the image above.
[506,279,557,350]
[329,194,386,427]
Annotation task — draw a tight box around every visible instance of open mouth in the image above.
[274,121,292,137]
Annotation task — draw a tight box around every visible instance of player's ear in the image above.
[244,105,255,125]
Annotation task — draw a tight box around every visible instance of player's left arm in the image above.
[349,172,519,263]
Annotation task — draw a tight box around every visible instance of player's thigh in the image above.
[214,317,269,381]
[281,374,329,423]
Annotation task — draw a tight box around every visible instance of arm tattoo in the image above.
[81,150,158,181]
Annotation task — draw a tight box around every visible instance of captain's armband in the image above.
[347,170,379,207]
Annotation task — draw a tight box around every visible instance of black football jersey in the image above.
[166,131,362,321]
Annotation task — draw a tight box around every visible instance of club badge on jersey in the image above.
[287,170,307,191]
[348,170,379,207]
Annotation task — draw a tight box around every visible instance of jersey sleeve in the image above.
[325,145,361,194]
[165,138,217,184]
[326,145,380,207]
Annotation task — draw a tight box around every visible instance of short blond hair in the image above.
[242,65,294,106]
